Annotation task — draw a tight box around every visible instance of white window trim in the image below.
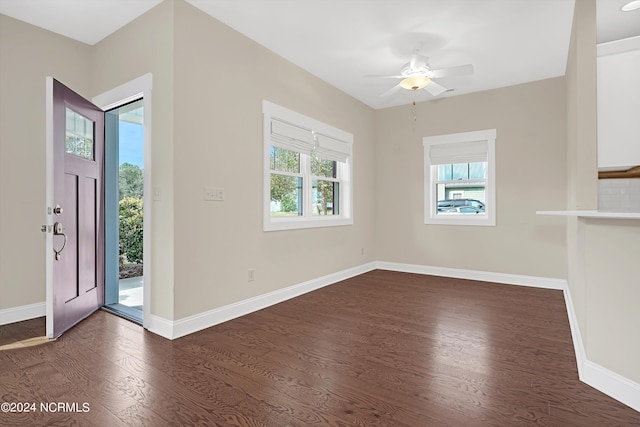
[423,129,496,226]
[263,100,353,231]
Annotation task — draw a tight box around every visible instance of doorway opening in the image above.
[104,99,144,324]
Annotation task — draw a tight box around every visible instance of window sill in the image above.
[264,217,353,231]
[536,210,640,220]
[425,214,496,226]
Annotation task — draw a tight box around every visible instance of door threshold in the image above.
[102,304,142,325]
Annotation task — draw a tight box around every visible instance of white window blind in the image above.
[270,119,315,155]
[271,119,351,163]
[429,140,488,165]
[315,134,350,163]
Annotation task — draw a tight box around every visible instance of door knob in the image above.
[53,222,67,261]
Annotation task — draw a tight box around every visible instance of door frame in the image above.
[93,74,152,331]
[45,77,55,337]
[45,74,153,337]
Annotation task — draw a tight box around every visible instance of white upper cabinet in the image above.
[597,36,640,171]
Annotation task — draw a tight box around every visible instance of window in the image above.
[65,108,95,160]
[423,129,496,226]
[263,101,353,231]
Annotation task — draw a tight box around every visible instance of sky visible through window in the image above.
[119,121,143,167]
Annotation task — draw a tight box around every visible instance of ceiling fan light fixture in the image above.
[621,0,640,11]
[400,75,431,91]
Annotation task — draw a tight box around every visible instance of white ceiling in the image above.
[0,0,164,45]
[1,0,639,110]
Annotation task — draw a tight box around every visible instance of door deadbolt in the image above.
[53,205,63,215]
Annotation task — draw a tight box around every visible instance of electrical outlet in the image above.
[248,268,255,282]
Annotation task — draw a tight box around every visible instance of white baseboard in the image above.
[0,302,46,326]
[144,314,175,340]
[4,262,639,413]
[563,283,640,412]
[582,360,640,412]
[376,261,567,290]
[164,262,377,340]
[378,261,640,413]
[561,284,586,378]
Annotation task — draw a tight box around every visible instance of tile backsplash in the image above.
[598,178,640,212]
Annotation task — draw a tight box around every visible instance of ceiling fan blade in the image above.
[380,84,402,98]
[430,63,474,79]
[424,80,448,97]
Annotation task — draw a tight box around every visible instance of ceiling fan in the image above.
[376,53,474,97]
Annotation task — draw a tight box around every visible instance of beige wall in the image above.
[0,1,567,317]
[0,0,376,321]
[584,220,640,382]
[565,1,598,212]
[171,1,376,318]
[2,1,639,388]
[0,15,92,310]
[565,0,640,384]
[565,0,598,348]
[374,78,567,279]
[91,0,176,320]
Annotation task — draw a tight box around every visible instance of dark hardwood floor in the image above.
[1,270,639,426]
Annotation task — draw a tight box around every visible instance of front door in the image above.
[50,79,105,337]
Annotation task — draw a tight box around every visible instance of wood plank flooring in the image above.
[1,270,639,426]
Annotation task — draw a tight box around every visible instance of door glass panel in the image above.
[65,107,94,160]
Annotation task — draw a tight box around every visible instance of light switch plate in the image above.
[204,187,224,201]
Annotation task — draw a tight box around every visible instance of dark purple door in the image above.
[52,79,104,337]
